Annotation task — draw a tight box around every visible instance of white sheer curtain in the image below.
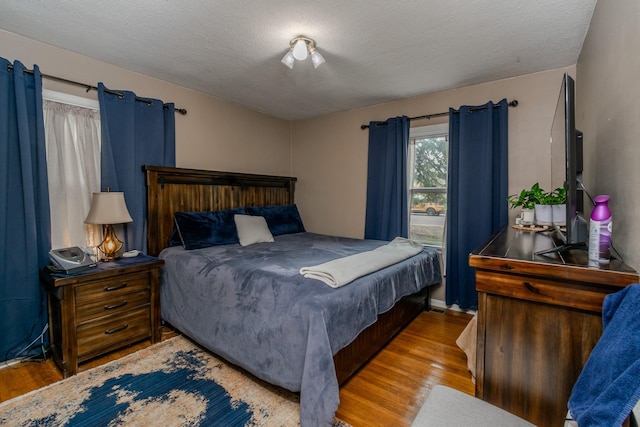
[43,99,101,250]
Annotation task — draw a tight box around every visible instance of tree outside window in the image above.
[409,124,448,247]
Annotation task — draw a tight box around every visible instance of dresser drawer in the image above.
[76,289,150,323]
[75,272,149,306]
[475,270,608,312]
[76,307,151,358]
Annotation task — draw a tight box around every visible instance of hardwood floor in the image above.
[0,309,474,427]
[337,309,475,426]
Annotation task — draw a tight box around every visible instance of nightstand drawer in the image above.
[475,270,608,312]
[77,307,151,358]
[75,272,149,305]
[76,289,150,323]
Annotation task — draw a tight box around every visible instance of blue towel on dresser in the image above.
[568,284,640,427]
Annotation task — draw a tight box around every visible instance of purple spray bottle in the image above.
[588,195,612,263]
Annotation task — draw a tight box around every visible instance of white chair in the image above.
[410,385,535,427]
[411,385,639,426]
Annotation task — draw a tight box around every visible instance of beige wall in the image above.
[577,0,640,271]
[0,29,292,177]
[292,68,575,303]
[292,67,575,239]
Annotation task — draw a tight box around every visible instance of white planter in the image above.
[534,204,553,225]
[552,204,566,226]
[521,208,535,225]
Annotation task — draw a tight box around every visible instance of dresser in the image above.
[41,256,164,377]
[469,226,638,427]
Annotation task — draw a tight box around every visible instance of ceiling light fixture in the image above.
[281,36,325,69]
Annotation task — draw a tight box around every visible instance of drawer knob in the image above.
[104,300,128,310]
[104,282,127,292]
[104,324,129,334]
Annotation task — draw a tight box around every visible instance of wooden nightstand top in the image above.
[41,255,164,287]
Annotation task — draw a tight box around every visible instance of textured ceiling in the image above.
[0,0,597,120]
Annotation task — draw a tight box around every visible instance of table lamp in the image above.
[84,190,133,261]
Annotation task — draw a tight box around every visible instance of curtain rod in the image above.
[360,99,518,130]
[7,64,187,115]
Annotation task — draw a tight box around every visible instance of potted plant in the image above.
[507,185,538,225]
[530,183,554,225]
[549,185,567,226]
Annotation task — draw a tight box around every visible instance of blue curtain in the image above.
[0,58,51,362]
[446,99,509,309]
[98,83,176,253]
[364,116,410,241]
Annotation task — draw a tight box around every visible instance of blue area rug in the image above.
[0,336,350,426]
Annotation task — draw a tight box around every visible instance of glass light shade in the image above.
[98,224,123,261]
[84,192,133,225]
[310,49,326,68]
[281,51,295,69]
[292,39,308,60]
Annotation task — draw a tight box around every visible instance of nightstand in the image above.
[41,255,164,378]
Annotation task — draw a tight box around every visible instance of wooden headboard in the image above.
[144,166,297,256]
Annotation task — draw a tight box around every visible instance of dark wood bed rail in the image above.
[144,165,297,256]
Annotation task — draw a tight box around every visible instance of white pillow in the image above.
[234,214,274,246]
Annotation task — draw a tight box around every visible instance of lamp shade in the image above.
[84,192,133,225]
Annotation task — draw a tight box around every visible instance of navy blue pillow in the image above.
[168,225,183,247]
[174,207,246,250]
[245,204,305,236]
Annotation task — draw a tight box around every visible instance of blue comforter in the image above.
[160,232,441,426]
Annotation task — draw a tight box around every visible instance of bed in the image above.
[144,166,442,426]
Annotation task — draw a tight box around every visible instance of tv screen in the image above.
[545,73,587,253]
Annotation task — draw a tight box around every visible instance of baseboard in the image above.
[430,298,477,315]
[0,358,23,370]
[0,346,49,370]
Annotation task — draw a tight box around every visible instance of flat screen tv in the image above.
[537,73,587,255]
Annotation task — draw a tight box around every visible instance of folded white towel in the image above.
[300,237,423,288]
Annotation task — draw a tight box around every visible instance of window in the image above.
[42,89,101,250]
[408,123,448,248]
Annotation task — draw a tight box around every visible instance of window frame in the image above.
[408,122,449,249]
